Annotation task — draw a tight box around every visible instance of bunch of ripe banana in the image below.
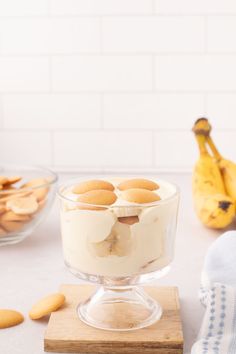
[192,118,236,229]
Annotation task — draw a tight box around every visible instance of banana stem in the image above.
[192,118,212,136]
[207,136,222,161]
[194,134,209,155]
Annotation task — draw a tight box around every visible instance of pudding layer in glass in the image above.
[59,177,179,278]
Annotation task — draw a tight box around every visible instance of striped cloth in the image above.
[192,231,236,354]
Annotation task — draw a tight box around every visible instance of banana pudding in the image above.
[59,178,179,278]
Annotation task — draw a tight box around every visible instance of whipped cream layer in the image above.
[60,178,178,277]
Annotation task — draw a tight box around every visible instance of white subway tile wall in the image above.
[54,131,153,168]
[0,132,52,165]
[0,57,50,92]
[0,0,235,171]
[50,0,153,16]
[102,17,205,53]
[52,56,153,92]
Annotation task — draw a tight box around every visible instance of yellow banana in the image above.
[192,119,235,229]
[208,135,236,208]
[194,118,236,208]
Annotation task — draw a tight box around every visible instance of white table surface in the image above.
[0,172,225,354]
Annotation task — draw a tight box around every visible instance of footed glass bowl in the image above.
[58,176,179,331]
[0,164,57,246]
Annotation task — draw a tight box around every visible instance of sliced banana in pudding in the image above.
[64,209,116,244]
[89,221,133,257]
[118,216,139,225]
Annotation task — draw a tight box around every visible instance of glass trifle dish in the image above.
[58,177,179,330]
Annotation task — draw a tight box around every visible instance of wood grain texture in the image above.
[44,284,183,354]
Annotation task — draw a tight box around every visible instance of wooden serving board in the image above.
[44,284,183,354]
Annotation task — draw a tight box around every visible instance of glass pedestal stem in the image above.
[78,285,162,331]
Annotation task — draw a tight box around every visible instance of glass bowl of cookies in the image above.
[0,165,58,246]
[58,176,179,331]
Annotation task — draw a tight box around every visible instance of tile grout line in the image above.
[97,2,104,136]
[152,0,157,14]
[3,52,236,58]
[100,94,104,129]
[47,0,52,16]
[48,14,54,171]
[152,55,156,91]
[0,19,2,55]
[2,128,236,133]
[1,13,236,19]
[151,131,156,167]
[48,56,53,93]
[204,15,208,54]
[49,166,193,174]
[3,90,236,95]
[99,16,103,53]
[203,15,208,114]
[0,94,4,130]
[50,131,55,167]
[204,93,208,116]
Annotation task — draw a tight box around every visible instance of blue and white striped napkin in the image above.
[192,231,236,354]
